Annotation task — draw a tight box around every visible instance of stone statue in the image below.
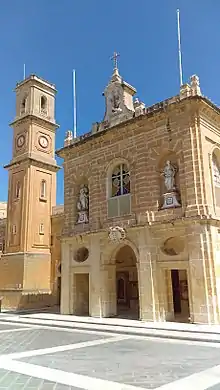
[162,160,177,192]
[77,185,89,224]
[161,160,181,209]
[77,185,89,211]
[111,91,122,113]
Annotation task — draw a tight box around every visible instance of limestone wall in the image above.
[0,219,6,255]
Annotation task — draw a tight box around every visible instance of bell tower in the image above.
[0,75,59,309]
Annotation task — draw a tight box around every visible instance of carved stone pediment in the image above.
[101,68,136,129]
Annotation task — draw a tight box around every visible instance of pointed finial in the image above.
[110,51,120,70]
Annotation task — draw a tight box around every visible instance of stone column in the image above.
[137,228,160,321]
[60,241,72,314]
[100,264,116,317]
[156,267,168,321]
[187,223,219,324]
[89,235,102,317]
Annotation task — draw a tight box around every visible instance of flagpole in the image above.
[177,9,183,86]
[72,69,77,138]
[23,64,26,80]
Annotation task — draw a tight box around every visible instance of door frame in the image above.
[158,261,192,322]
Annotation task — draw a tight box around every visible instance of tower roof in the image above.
[15,74,57,92]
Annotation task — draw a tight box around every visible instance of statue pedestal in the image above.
[77,211,89,224]
[161,191,181,209]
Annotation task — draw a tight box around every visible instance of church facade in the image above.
[2,64,220,324]
[57,66,220,325]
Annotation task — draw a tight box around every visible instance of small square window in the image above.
[39,223,44,235]
[15,181,21,200]
[12,225,16,235]
[40,180,46,199]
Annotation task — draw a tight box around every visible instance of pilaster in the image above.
[100,264,116,317]
[60,241,71,314]
[137,227,160,321]
[89,236,102,317]
[187,223,219,324]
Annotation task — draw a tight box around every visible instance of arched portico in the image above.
[108,242,140,319]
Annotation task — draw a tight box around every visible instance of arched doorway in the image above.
[115,245,139,319]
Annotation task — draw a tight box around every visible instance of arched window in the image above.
[107,162,131,218]
[40,96,47,114]
[111,164,130,197]
[212,154,220,186]
[212,151,220,209]
[20,97,27,114]
[40,180,46,199]
[15,181,21,199]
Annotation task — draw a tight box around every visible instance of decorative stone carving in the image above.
[161,161,181,209]
[91,122,99,134]
[190,74,201,96]
[108,226,126,242]
[161,237,185,256]
[161,192,181,209]
[64,130,73,146]
[76,185,89,224]
[179,75,202,100]
[179,84,191,100]
[134,98,145,117]
[110,90,122,113]
[100,55,137,130]
[74,247,89,263]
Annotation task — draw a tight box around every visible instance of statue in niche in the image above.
[111,91,122,113]
[162,160,177,192]
[161,160,181,209]
[76,185,89,224]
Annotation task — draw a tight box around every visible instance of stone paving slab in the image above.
[0,323,29,331]
[21,337,220,389]
[0,319,220,389]
[0,328,108,356]
[0,368,81,389]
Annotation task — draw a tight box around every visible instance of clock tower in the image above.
[1,75,59,309]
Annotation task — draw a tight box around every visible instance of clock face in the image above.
[17,134,25,148]
[38,136,49,149]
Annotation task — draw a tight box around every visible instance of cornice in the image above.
[56,95,204,158]
[10,113,59,131]
[4,156,61,172]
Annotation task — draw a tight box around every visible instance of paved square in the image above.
[0,317,220,389]
[19,337,220,389]
[0,369,80,389]
[0,326,108,356]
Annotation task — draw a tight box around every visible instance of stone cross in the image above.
[111,51,120,70]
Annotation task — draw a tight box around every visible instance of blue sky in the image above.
[0,1,219,204]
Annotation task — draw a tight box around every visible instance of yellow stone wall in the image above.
[58,95,220,324]
[0,75,62,310]
[0,211,64,310]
